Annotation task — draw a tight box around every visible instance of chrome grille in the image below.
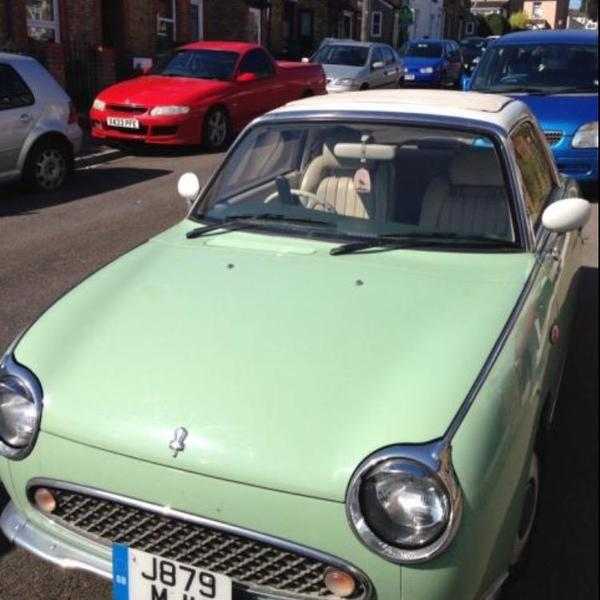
[544,131,563,146]
[30,485,367,599]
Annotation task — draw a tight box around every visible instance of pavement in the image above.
[0,148,597,600]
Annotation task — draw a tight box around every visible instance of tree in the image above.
[486,13,511,35]
[509,11,530,30]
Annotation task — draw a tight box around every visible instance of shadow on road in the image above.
[504,265,599,599]
[0,484,10,558]
[0,167,172,218]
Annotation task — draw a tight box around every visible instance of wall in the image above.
[409,0,444,38]
[523,0,558,26]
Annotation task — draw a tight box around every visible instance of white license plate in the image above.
[405,74,416,81]
[107,117,140,129]
[113,545,232,600]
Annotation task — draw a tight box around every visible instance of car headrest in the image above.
[450,148,504,187]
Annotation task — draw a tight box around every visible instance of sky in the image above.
[570,0,582,9]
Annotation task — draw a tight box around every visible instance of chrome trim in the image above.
[0,351,44,460]
[0,501,112,580]
[346,441,463,564]
[26,478,374,600]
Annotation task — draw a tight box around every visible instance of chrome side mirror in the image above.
[177,172,201,207]
[542,197,591,233]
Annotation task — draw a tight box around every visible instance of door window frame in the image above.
[26,0,61,43]
[0,63,36,111]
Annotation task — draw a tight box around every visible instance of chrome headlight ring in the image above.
[346,441,463,564]
[0,349,43,460]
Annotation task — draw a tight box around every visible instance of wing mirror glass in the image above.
[542,197,591,233]
[372,61,385,70]
[236,72,259,83]
[178,172,201,207]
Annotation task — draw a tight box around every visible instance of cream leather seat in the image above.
[419,148,512,239]
[300,144,377,219]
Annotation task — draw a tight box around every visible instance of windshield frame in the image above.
[155,49,241,81]
[188,114,529,251]
[311,44,371,67]
[470,42,599,94]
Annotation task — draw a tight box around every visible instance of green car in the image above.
[0,90,592,600]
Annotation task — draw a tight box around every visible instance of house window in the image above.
[26,0,61,43]
[532,1,544,18]
[371,11,383,37]
[339,11,354,38]
[465,21,476,35]
[158,0,176,41]
[190,0,204,41]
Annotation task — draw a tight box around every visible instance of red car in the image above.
[90,41,326,151]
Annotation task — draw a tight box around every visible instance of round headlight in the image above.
[359,459,450,548]
[0,352,43,460]
[347,443,463,564]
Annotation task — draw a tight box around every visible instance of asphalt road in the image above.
[0,150,597,600]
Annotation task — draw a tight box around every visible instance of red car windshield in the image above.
[159,50,239,80]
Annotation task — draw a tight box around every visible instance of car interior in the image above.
[206,124,515,243]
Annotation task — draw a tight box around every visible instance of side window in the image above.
[0,64,35,111]
[238,49,274,78]
[382,47,395,65]
[371,47,384,66]
[511,122,555,228]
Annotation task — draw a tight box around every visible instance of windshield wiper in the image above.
[187,213,334,239]
[330,233,513,256]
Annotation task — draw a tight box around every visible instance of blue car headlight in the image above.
[573,122,598,149]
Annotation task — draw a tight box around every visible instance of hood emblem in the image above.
[169,427,188,458]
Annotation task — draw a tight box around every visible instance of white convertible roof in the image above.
[273,90,528,133]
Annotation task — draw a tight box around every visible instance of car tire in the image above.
[360,83,369,91]
[202,107,231,152]
[23,137,72,192]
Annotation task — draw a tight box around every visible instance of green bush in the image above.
[486,13,511,35]
[509,11,530,30]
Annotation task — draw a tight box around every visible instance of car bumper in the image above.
[326,84,358,93]
[403,72,442,86]
[67,123,84,156]
[89,109,204,146]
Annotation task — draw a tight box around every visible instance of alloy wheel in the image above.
[34,149,67,191]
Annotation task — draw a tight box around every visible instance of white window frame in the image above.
[157,0,177,41]
[191,0,204,40]
[27,0,61,43]
[371,10,383,38]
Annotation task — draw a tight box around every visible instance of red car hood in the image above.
[98,75,232,107]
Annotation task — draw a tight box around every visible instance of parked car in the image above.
[0,52,82,192]
[466,29,598,191]
[90,41,326,151]
[309,40,403,93]
[1,89,591,600]
[402,39,463,87]
[459,36,489,76]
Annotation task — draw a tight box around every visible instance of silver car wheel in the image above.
[34,148,67,191]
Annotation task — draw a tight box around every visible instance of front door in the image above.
[0,63,36,177]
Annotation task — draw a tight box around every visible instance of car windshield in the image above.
[471,43,598,93]
[405,42,443,58]
[312,45,370,67]
[194,122,516,247]
[158,50,239,80]
[460,39,487,50]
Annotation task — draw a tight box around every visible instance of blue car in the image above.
[402,39,463,87]
[466,30,598,190]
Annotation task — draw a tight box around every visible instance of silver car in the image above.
[310,40,403,93]
[0,52,82,192]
